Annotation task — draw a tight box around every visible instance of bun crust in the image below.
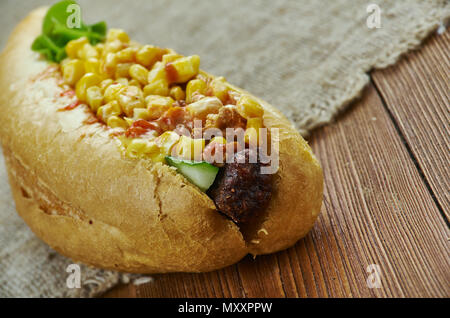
[0,8,323,273]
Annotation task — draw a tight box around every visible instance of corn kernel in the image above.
[168,55,200,83]
[97,100,122,122]
[162,53,183,64]
[147,61,167,84]
[116,77,129,85]
[247,117,263,129]
[126,139,158,158]
[107,115,128,129]
[174,136,205,161]
[106,29,130,43]
[86,85,103,112]
[104,83,125,102]
[156,131,181,155]
[143,79,169,97]
[244,117,263,145]
[129,64,149,85]
[60,58,71,68]
[100,79,114,92]
[186,79,207,103]
[95,43,104,56]
[133,108,150,120]
[150,153,166,163]
[124,117,134,126]
[126,138,146,157]
[136,45,163,68]
[84,58,100,75]
[236,95,264,119]
[244,128,258,146]
[185,97,222,121]
[102,52,118,76]
[116,47,136,63]
[128,79,142,88]
[115,63,132,79]
[62,59,85,85]
[169,86,185,101]
[103,40,124,54]
[66,37,89,59]
[118,86,145,116]
[75,73,102,101]
[209,77,229,103]
[78,43,99,60]
[146,95,174,120]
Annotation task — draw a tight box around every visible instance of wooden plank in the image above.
[308,84,449,297]
[372,31,450,219]
[105,83,450,297]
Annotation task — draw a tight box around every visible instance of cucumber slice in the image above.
[165,156,219,192]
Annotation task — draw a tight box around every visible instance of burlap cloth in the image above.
[0,0,448,297]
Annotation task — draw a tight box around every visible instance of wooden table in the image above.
[105,31,449,298]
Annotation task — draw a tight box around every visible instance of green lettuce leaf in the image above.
[31,0,107,62]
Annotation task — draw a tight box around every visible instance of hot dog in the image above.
[0,2,323,273]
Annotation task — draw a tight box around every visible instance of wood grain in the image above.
[104,33,450,298]
[372,31,450,220]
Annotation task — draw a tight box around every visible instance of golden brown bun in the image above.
[0,8,323,273]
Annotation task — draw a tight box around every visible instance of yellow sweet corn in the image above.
[60,57,71,68]
[84,58,100,75]
[244,117,263,145]
[75,73,102,101]
[97,100,122,122]
[136,45,163,68]
[167,55,200,83]
[100,79,114,92]
[106,29,130,43]
[133,108,150,120]
[162,53,183,64]
[247,117,263,129]
[104,82,125,102]
[147,61,167,84]
[126,139,159,159]
[115,63,132,79]
[128,79,142,88]
[236,95,264,119]
[169,86,185,101]
[129,64,149,85]
[95,43,104,56]
[209,77,229,104]
[116,77,129,86]
[146,95,174,120]
[86,86,103,112]
[103,40,124,55]
[107,115,128,129]
[66,37,89,59]
[102,52,118,77]
[186,79,207,103]
[174,136,205,161]
[156,131,181,156]
[143,79,169,97]
[78,43,99,60]
[62,59,85,85]
[185,97,222,121]
[124,117,134,127]
[116,47,136,63]
[125,139,146,158]
[118,85,145,116]
[149,153,166,163]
